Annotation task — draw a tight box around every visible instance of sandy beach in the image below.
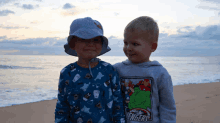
[0,82,220,123]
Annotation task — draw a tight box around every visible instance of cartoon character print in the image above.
[93,90,100,98]
[122,78,152,121]
[123,80,135,96]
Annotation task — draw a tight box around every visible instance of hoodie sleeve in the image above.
[158,72,176,123]
[54,71,70,123]
[111,66,126,123]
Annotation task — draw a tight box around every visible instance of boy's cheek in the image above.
[123,47,127,53]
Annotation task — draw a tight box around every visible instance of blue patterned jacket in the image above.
[55,61,125,123]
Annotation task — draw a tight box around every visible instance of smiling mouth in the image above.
[85,50,95,51]
[128,54,136,56]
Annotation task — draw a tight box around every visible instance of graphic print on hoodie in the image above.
[121,77,153,122]
[114,59,176,123]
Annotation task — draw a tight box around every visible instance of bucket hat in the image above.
[64,17,111,56]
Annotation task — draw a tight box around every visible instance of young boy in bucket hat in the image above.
[55,17,125,123]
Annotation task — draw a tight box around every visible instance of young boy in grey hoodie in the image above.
[113,16,176,123]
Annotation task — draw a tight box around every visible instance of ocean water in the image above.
[0,55,220,107]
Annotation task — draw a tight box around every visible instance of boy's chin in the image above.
[128,58,148,64]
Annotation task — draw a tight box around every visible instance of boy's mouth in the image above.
[128,54,136,57]
[85,49,95,51]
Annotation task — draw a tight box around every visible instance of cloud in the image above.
[14,3,19,6]
[30,21,40,24]
[198,6,220,11]
[0,35,7,40]
[105,25,220,56]
[164,26,170,29]
[63,3,75,9]
[114,12,119,16]
[177,26,194,34]
[0,25,29,29]
[174,25,220,41]
[1,26,220,56]
[0,9,15,16]
[108,35,118,39]
[14,3,39,10]
[61,3,77,16]
[22,4,35,10]
[0,0,15,6]
[201,0,220,4]
[197,5,220,16]
[0,37,68,55]
[0,37,65,47]
[61,11,75,16]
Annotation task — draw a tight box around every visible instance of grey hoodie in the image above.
[113,59,176,123]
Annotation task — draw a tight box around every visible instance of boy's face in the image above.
[123,30,157,64]
[70,36,102,61]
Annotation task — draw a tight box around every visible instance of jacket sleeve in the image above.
[158,73,176,123]
[111,67,126,123]
[54,72,70,123]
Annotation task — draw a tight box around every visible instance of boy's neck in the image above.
[130,60,151,64]
[77,58,99,68]
[77,61,99,68]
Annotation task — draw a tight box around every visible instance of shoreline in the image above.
[0,82,220,123]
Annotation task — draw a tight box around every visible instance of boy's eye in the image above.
[133,43,138,46]
[93,39,99,41]
[92,38,102,44]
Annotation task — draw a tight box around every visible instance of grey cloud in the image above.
[0,9,15,16]
[105,35,220,56]
[1,29,220,56]
[14,3,39,10]
[201,0,220,4]
[197,5,220,16]
[198,6,220,11]
[159,33,169,38]
[0,25,29,29]
[14,3,19,6]
[0,36,7,40]
[0,37,67,55]
[177,26,194,34]
[22,4,34,9]
[0,0,15,6]
[114,12,119,16]
[108,35,118,39]
[174,25,220,41]
[0,37,66,47]
[63,3,75,9]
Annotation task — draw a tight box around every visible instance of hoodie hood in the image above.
[122,59,162,67]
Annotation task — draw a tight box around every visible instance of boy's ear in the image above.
[69,36,77,50]
[69,42,75,50]
[70,47,75,50]
[151,42,157,52]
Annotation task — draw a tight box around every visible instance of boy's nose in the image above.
[86,40,94,44]
[86,40,96,45]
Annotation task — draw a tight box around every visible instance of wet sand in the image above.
[0,82,220,123]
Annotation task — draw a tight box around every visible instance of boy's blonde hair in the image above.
[124,16,159,43]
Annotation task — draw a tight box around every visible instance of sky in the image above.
[0,0,220,56]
